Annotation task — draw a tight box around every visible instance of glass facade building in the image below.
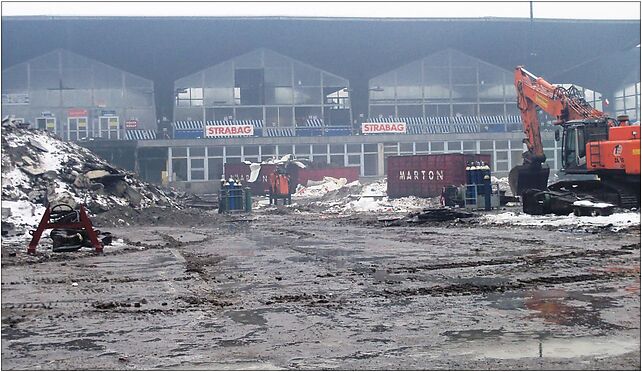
[1,49,156,140]
[173,48,352,130]
[369,48,519,119]
[614,82,641,121]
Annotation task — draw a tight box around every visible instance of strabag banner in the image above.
[361,122,407,134]
[205,125,254,137]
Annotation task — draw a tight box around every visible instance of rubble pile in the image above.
[1,125,180,236]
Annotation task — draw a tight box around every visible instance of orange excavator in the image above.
[510,66,640,213]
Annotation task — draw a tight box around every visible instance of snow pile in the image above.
[294,178,439,215]
[294,177,352,198]
[482,211,640,231]
[573,200,614,208]
[1,125,180,236]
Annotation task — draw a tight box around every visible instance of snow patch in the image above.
[482,211,640,231]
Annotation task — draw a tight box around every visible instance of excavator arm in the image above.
[509,66,609,196]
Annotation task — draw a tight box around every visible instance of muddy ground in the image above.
[1,205,640,370]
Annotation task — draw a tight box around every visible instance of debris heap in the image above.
[1,124,180,236]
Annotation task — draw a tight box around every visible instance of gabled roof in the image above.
[370,48,513,84]
[175,47,348,86]
[2,48,153,86]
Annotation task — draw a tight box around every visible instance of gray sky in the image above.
[2,1,640,19]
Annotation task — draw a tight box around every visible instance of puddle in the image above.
[487,288,621,328]
[225,309,268,326]
[461,334,640,360]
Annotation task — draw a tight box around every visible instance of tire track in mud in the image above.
[387,248,637,273]
[378,270,640,298]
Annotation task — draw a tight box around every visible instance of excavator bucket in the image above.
[508,164,550,196]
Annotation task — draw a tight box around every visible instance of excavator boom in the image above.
[510,66,608,196]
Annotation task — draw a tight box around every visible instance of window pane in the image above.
[330,144,344,153]
[236,107,263,121]
[425,104,451,116]
[431,142,444,152]
[226,146,241,156]
[313,144,327,154]
[370,105,395,117]
[208,158,224,180]
[244,145,259,156]
[330,155,344,166]
[347,144,361,153]
[262,145,276,156]
[452,85,478,102]
[452,104,477,116]
[208,146,224,156]
[415,142,429,153]
[279,107,294,127]
[172,159,188,181]
[191,170,205,180]
[447,141,462,151]
[479,84,504,101]
[396,86,423,101]
[191,159,204,168]
[495,140,509,149]
[295,144,310,154]
[190,147,205,157]
[294,87,322,105]
[451,67,477,84]
[397,105,423,117]
[364,144,377,152]
[172,147,187,157]
[424,67,449,85]
[294,64,321,86]
[424,84,450,100]
[400,143,414,152]
[480,103,505,116]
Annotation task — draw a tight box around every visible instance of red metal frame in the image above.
[27,205,103,254]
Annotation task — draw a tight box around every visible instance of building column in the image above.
[377,142,385,176]
[167,147,173,183]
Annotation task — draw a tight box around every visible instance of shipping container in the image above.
[225,163,360,196]
[387,154,491,198]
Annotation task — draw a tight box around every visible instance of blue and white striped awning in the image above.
[264,128,296,137]
[125,130,157,140]
[506,115,521,124]
[304,118,324,127]
[173,120,204,130]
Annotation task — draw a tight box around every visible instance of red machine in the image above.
[510,66,641,209]
[28,204,103,254]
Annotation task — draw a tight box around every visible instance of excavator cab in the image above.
[561,119,609,172]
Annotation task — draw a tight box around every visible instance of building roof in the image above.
[2,17,638,116]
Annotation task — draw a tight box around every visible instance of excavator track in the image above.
[548,177,640,209]
[599,179,640,209]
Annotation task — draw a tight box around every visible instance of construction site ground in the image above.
[1,205,640,370]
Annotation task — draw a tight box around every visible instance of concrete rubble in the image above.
[1,125,182,237]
